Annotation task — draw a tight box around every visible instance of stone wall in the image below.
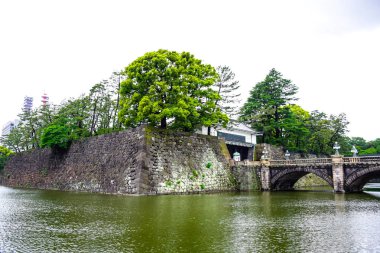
[254,143,327,160]
[3,127,145,194]
[231,165,261,191]
[144,127,235,194]
[2,126,236,195]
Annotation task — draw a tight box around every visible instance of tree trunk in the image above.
[90,102,97,135]
[161,117,167,129]
[113,73,121,129]
[274,107,280,139]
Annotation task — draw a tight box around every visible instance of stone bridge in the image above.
[234,156,380,193]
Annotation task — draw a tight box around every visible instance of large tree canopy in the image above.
[240,68,298,143]
[238,68,352,155]
[118,49,228,131]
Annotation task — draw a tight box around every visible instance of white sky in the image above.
[1,0,380,140]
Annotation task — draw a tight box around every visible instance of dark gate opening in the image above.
[226,144,253,161]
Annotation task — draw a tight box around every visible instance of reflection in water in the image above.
[1,186,380,252]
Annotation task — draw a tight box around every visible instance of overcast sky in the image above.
[1,0,380,140]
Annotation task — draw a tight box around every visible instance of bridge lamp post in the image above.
[351,145,358,157]
[261,145,269,160]
[333,142,341,156]
[285,150,290,160]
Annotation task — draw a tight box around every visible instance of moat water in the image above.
[1,185,380,253]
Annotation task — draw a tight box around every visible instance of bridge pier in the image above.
[332,155,345,193]
[260,159,271,191]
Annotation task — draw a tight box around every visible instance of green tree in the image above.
[240,68,298,143]
[371,138,380,153]
[1,127,24,152]
[119,49,228,131]
[350,137,367,148]
[281,105,310,152]
[0,146,14,171]
[351,137,380,155]
[110,71,126,130]
[307,111,349,155]
[56,95,91,140]
[2,70,126,152]
[214,65,241,118]
[360,147,377,155]
[18,109,40,149]
[39,123,71,150]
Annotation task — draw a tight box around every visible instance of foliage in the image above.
[0,146,13,171]
[2,72,125,153]
[239,68,351,155]
[345,137,380,156]
[280,105,310,152]
[165,180,173,187]
[240,68,298,143]
[39,123,71,150]
[1,127,24,153]
[1,52,377,158]
[206,162,212,169]
[307,111,349,155]
[118,49,228,132]
[214,65,241,119]
[192,169,199,178]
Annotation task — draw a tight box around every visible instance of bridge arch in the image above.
[271,167,333,191]
[345,166,380,192]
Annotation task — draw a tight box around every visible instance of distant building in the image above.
[1,119,20,137]
[200,122,260,161]
[41,93,49,107]
[23,96,33,112]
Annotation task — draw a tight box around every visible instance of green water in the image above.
[1,186,380,253]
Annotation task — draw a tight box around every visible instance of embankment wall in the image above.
[2,126,236,194]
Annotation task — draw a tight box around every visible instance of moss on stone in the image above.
[144,126,154,146]
[228,173,238,188]
[219,140,231,160]
[251,169,262,191]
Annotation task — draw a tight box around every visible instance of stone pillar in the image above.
[248,147,254,161]
[260,159,271,191]
[332,155,345,193]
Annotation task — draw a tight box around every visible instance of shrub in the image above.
[40,124,71,150]
[0,146,13,171]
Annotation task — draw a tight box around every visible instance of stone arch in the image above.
[271,167,333,191]
[345,166,380,192]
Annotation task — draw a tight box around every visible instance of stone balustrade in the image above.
[232,155,380,193]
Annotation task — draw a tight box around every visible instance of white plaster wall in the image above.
[217,128,256,144]
[199,126,256,144]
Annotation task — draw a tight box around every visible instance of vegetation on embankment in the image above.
[294,174,329,189]
[0,146,13,171]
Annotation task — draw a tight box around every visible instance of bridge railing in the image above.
[233,156,380,167]
[343,156,380,164]
[269,158,332,166]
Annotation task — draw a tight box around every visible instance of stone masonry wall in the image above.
[143,127,236,194]
[231,165,261,191]
[3,126,236,195]
[254,143,327,160]
[3,127,146,194]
